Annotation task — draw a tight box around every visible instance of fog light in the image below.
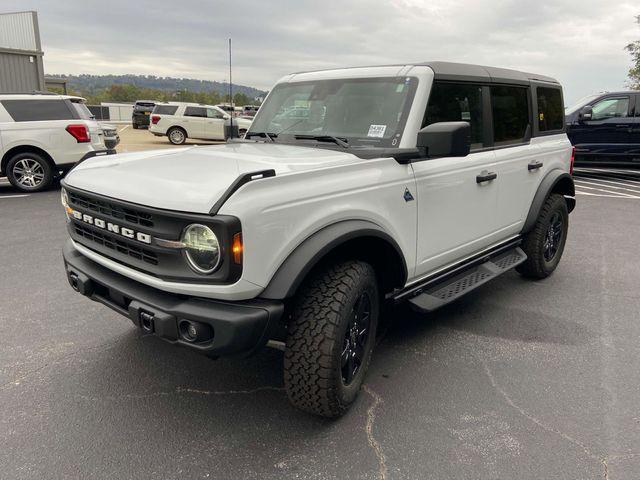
[179,320,213,343]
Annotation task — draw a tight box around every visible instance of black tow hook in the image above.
[139,311,155,333]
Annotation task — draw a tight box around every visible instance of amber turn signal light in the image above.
[232,233,243,264]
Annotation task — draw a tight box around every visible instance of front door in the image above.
[412,81,501,277]
[570,95,635,157]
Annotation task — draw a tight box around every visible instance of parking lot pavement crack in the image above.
[176,386,284,396]
[363,384,388,480]
[602,457,608,480]
[478,356,598,461]
[75,386,284,402]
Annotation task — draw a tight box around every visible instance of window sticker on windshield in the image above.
[396,84,405,93]
[461,111,471,120]
[367,124,387,138]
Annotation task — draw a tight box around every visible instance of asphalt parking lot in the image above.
[1,165,639,479]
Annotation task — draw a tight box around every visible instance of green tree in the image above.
[626,15,640,89]
[233,92,251,106]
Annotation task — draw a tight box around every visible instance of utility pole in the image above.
[228,38,234,138]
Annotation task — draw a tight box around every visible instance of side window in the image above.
[207,108,225,119]
[424,82,484,149]
[591,97,629,120]
[536,87,564,132]
[184,106,207,117]
[491,86,530,144]
[1,99,75,122]
[153,105,178,115]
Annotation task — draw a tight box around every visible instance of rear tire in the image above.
[132,123,139,129]
[517,193,569,279]
[284,261,379,418]
[167,127,187,145]
[6,152,54,192]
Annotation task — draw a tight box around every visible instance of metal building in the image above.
[0,11,45,93]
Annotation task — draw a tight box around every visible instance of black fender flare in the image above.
[260,220,408,300]
[522,170,575,233]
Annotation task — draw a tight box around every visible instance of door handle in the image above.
[528,161,543,171]
[476,171,497,183]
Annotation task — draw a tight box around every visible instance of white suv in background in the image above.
[0,94,114,192]
[149,102,252,144]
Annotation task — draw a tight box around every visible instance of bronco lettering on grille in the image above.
[71,210,152,244]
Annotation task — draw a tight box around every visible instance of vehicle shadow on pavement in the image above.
[381,273,593,348]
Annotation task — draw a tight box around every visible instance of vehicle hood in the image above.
[64,142,363,214]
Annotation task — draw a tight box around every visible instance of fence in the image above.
[87,103,134,122]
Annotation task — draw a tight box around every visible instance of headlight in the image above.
[182,224,221,274]
[61,188,69,208]
[61,188,72,219]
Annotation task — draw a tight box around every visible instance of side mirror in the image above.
[416,121,471,158]
[579,105,593,122]
[223,114,231,120]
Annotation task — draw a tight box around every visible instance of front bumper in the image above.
[63,241,284,357]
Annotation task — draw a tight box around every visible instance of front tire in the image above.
[284,261,379,418]
[517,193,569,279]
[6,152,53,192]
[167,127,187,145]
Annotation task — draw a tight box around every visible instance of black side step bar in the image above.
[391,236,523,304]
[209,169,276,215]
[407,247,527,312]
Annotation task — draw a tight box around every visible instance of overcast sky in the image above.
[4,0,639,103]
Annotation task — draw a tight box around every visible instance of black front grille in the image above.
[69,191,154,228]
[74,223,158,266]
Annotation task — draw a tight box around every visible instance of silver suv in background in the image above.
[0,94,115,192]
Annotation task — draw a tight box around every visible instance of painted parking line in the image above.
[574,175,640,188]
[574,190,640,199]
[573,183,640,199]
[574,178,640,195]
[0,194,29,199]
[118,125,130,133]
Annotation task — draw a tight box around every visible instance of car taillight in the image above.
[151,115,160,125]
[66,124,90,143]
[570,146,575,175]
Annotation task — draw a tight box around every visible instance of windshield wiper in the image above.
[294,135,349,148]
[245,131,277,142]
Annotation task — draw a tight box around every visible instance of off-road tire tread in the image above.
[284,261,376,418]
[517,193,568,279]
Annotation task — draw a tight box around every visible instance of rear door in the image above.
[204,107,227,140]
[571,95,634,156]
[182,106,206,138]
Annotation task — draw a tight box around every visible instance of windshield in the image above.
[565,94,601,115]
[248,77,418,148]
[70,100,94,120]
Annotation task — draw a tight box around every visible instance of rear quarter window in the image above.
[153,105,178,115]
[184,106,207,117]
[536,87,564,132]
[1,99,75,122]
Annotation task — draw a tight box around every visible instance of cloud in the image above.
[4,0,639,102]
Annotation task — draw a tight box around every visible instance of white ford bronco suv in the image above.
[61,62,575,417]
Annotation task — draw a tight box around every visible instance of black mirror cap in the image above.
[579,105,593,121]
[416,121,471,158]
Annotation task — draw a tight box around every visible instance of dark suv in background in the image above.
[566,91,640,166]
[131,100,156,129]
